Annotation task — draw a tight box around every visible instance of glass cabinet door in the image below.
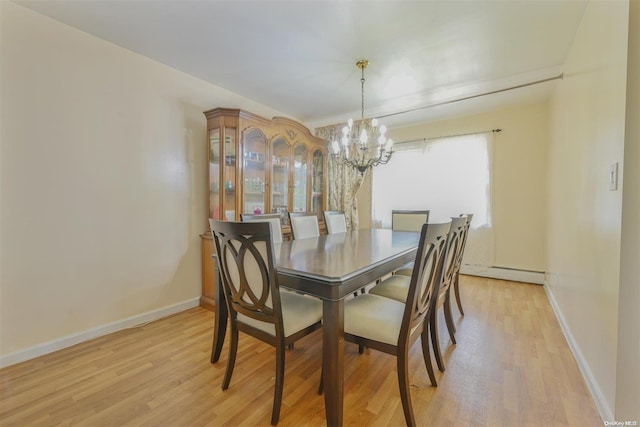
[242,129,267,216]
[271,137,290,224]
[293,144,308,212]
[312,149,324,216]
[223,128,236,221]
[209,128,221,220]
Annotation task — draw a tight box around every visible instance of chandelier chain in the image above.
[361,71,365,120]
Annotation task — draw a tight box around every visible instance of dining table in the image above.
[210,228,421,427]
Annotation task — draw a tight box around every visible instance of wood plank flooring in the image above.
[0,276,603,426]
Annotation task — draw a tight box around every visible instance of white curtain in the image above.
[372,132,494,268]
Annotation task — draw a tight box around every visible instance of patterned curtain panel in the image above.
[315,124,366,230]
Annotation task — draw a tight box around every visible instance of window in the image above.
[372,132,492,228]
[372,132,494,268]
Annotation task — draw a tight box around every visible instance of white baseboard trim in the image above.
[461,265,545,284]
[0,297,201,369]
[544,284,613,422]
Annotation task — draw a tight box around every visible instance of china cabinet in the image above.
[200,108,327,309]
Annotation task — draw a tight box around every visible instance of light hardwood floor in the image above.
[0,276,603,426]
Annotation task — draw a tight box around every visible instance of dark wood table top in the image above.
[275,228,420,300]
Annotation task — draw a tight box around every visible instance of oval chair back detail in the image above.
[429,215,467,372]
[391,210,430,275]
[452,213,474,315]
[342,221,451,427]
[209,219,322,425]
[323,210,347,234]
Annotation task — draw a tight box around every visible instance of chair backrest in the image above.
[240,213,283,244]
[391,210,430,232]
[323,211,347,234]
[400,221,451,341]
[454,213,474,271]
[438,216,467,300]
[209,219,284,334]
[288,212,320,240]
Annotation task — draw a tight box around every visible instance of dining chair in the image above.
[288,211,320,240]
[323,210,347,234]
[341,221,451,427]
[429,216,466,371]
[209,219,323,425]
[391,210,430,275]
[369,216,466,372]
[240,212,284,244]
[391,209,430,232]
[452,213,473,316]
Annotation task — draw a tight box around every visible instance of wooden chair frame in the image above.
[452,213,474,315]
[430,216,466,372]
[343,222,451,426]
[209,219,322,425]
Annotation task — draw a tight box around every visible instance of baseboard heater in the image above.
[460,265,545,285]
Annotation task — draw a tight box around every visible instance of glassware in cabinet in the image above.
[271,137,290,225]
[209,128,221,220]
[312,149,324,216]
[293,144,308,212]
[223,128,236,221]
[242,129,267,215]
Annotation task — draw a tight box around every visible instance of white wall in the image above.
[0,2,287,364]
[546,0,629,421]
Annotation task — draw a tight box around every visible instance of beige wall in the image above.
[2,2,637,420]
[358,102,549,273]
[0,2,287,360]
[616,0,639,421]
[547,0,629,421]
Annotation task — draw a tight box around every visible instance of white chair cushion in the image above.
[326,214,347,234]
[243,217,283,244]
[266,217,284,244]
[344,294,405,345]
[291,215,320,239]
[368,274,410,303]
[238,289,322,337]
[394,261,414,276]
[392,213,428,232]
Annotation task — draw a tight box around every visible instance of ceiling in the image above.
[14,0,588,129]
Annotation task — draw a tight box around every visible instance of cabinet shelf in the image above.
[211,190,237,194]
[245,158,265,167]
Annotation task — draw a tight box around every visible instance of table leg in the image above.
[211,255,227,364]
[322,299,344,426]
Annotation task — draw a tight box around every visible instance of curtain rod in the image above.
[396,128,501,145]
[378,73,563,120]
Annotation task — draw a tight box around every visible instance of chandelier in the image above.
[331,59,393,175]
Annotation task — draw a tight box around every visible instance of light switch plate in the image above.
[609,162,618,191]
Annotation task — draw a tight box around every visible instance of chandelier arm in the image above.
[330,59,393,176]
